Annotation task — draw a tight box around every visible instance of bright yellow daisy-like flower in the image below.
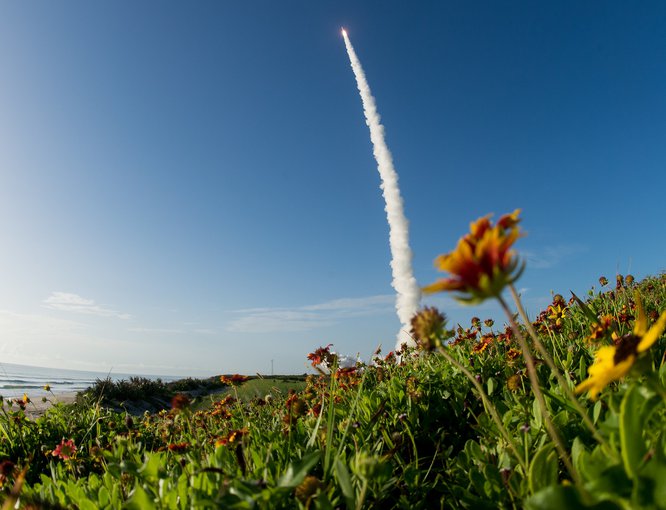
[576,291,666,400]
[423,209,524,303]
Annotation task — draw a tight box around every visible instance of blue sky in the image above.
[0,2,664,376]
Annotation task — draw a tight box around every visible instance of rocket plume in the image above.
[342,30,421,348]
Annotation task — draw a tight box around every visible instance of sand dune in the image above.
[24,392,78,419]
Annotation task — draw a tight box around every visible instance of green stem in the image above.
[498,294,580,485]
[436,346,527,472]
[356,479,368,510]
[508,284,610,452]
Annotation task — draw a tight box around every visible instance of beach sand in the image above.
[24,392,78,420]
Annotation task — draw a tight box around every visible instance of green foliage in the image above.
[0,273,663,508]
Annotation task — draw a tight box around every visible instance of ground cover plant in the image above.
[0,210,664,509]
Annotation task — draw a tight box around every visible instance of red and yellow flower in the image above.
[423,209,524,303]
[52,439,77,460]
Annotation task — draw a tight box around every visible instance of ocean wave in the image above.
[0,384,44,390]
[0,380,87,386]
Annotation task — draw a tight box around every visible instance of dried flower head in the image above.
[295,475,321,503]
[410,307,447,351]
[507,374,522,391]
[616,274,624,290]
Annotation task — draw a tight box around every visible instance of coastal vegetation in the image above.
[0,211,664,508]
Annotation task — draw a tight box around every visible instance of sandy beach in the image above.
[24,392,78,419]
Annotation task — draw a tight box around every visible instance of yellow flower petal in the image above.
[575,346,635,400]
[637,311,666,353]
[633,291,648,337]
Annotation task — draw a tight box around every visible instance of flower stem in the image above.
[436,345,526,472]
[508,284,610,451]
[497,294,580,485]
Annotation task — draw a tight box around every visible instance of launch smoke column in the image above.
[341,29,421,348]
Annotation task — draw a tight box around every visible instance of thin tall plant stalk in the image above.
[508,284,610,452]
[436,345,527,472]
[497,295,579,485]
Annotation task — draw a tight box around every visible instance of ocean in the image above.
[0,362,177,399]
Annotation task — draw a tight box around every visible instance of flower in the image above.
[219,374,250,386]
[167,442,190,453]
[307,344,336,368]
[52,439,77,460]
[171,393,191,410]
[0,460,14,486]
[576,292,666,400]
[423,209,525,303]
[588,315,614,342]
[547,304,567,327]
[215,428,248,447]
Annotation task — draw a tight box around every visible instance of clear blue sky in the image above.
[0,1,664,376]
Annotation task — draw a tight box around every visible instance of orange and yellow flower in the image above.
[423,209,524,303]
[576,292,666,400]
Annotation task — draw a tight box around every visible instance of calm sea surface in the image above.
[0,362,177,399]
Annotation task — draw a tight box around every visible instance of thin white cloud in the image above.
[127,326,217,335]
[44,292,131,319]
[227,294,395,333]
[128,327,184,334]
[522,245,587,269]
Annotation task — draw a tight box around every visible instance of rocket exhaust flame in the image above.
[341,30,421,349]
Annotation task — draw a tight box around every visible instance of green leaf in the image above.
[639,442,666,509]
[98,486,111,507]
[278,451,321,488]
[314,492,335,510]
[586,464,631,499]
[334,458,355,509]
[570,292,600,324]
[593,400,603,424]
[78,500,98,510]
[526,485,623,510]
[487,377,496,396]
[123,484,157,510]
[138,453,166,481]
[619,385,653,479]
[532,397,543,429]
[579,356,588,382]
[177,473,189,509]
[571,437,586,476]
[529,445,558,493]
[464,440,483,463]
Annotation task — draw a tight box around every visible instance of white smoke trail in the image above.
[341,30,421,349]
